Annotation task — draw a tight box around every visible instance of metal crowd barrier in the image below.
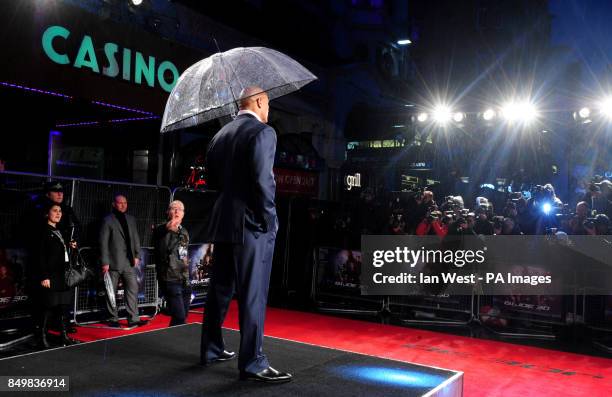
[0,171,75,244]
[311,246,387,315]
[0,171,173,330]
[390,293,475,326]
[474,294,575,340]
[582,289,612,353]
[70,178,171,246]
[0,170,172,247]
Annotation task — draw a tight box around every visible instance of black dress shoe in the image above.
[202,350,236,365]
[127,320,148,327]
[240,367,292,383]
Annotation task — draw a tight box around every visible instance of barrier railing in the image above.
[0,171,172,331]
[74,247,158,326]
[0,170,172,247]
[311,246,387,315]
[582,288,612,353]
[1,171,609,349]
[390,293,475,326]
[474,294,575,340]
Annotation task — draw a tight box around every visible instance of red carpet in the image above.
[74,302,612,397]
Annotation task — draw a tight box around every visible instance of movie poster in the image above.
[114,248,150,301]
[497,263,562,319]
[317,247,362,294]
[0,248,28,315]
[188,243,213,306]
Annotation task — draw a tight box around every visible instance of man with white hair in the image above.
[201,87,291,383]
[153,200,191,326]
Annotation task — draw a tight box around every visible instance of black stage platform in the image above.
[0,324,462,396]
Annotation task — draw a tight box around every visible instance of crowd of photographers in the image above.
[351,176,612,238]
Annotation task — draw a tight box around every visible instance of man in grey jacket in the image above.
[99,194,147,328]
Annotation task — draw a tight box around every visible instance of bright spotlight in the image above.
[131,0,144,5]
[599,97,612,118]
[542,202,552,215]
[578,107,591,119]
[452,112,465,123]
[482,108,496,121]
[417,112,429,123]
[432,105,452,124]
[396,39,412,45]
[501,101,538,123]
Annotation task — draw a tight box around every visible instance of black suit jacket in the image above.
[204,113,278,244]
[38,225,69,291]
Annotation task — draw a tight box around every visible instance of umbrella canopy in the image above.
[161,47,317,132]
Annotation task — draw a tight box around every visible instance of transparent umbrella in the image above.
[161,47,317,132]
[103,271,116,312]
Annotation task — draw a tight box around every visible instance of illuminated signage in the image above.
[345,173,362,191]
[42,25,179,93]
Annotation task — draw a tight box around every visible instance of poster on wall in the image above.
[0,248,28,316]
[114,248,150,301]
[489,263,563,321]
[317,247,362,296]
[188,243,213,306]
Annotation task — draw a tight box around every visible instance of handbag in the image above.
[65,251,94,287]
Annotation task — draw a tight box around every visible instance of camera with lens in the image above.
[545,227,558,235]
[531,184,546,200]
[389,212,404,229]
[426,210,441,222]
[583,217,596,229]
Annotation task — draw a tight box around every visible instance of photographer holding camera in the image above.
[567,201,589,235]
[525,183,563,235]
[388,211,406,235]
[415,210,448,238]
[584,179,612,219]
[473,205,494,235]
[584,214,610,236]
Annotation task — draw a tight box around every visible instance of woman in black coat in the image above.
[37,203,78,347]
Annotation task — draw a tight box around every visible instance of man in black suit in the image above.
[201,87,291,383]
[99,194,147,328]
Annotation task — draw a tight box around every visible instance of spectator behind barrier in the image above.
[153,200,191,327]
[35,202,79,348]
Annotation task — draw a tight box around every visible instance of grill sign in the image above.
[345,173,361,191]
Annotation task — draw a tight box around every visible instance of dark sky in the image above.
[550,0,612,89]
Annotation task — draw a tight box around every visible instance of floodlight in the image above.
[482,108,496,121]
[417,112,429,123]
[501,101,537,123]
[599,97,612,118]
[452,112,465,123]
[432,105,452,124]
[578,107,590,119]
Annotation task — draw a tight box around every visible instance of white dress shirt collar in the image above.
[237,109,262,123]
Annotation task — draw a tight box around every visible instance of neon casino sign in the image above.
[41,25,179,93]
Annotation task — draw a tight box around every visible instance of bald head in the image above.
[238,86,269,123]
